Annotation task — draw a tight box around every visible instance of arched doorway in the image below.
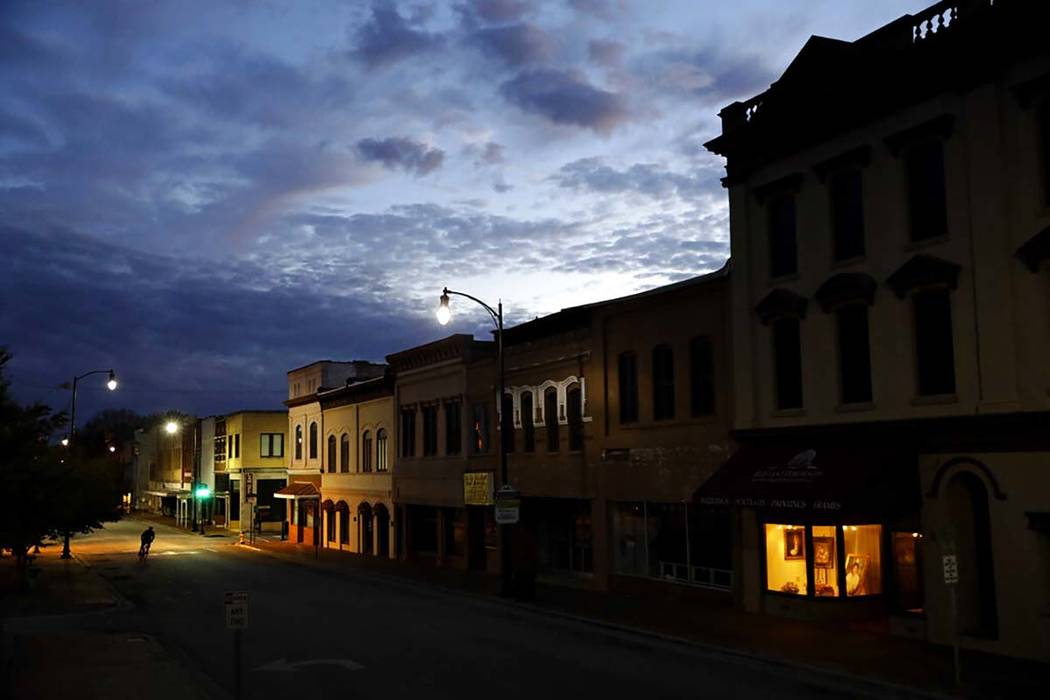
[322,500,335,544]
[375,504,390,557]
[337,501,350,548]
[946,471,998,638]
[358,502,373,555]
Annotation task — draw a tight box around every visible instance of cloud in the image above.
[500,68,628,132]
[355,136,445,176]
[479,142,505,165]
[471,23,552,66]
[588,39,625,68]
[350,1,444,68]
[468,0,533,23]
[553,157,717,199]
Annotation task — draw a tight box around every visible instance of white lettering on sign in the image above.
[225,590,249,629]
[942,555,958,585]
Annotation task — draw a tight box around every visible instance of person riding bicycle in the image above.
[139,526,155,558]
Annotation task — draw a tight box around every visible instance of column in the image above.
[372,510,380,557]
[388,506,397,560]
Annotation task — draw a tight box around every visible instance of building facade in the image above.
[704,0,1050,660]
[224,410,288,533]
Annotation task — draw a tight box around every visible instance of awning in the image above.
[144,489,190,497]
[693,444,918,520]
[273,482,320,500]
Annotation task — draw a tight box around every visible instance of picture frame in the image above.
[813,537,834,569]
[783,529,805,560]
[845,553,868,596]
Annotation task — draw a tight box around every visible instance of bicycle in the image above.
[138,541,152,561]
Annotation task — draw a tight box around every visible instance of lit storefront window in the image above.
[764,523,882,598]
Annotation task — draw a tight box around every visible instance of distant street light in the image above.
[108,445,117,453]
[165,420,179,435]
[60,367,119,559]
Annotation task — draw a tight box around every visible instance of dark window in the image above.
[339,506,349,545]
[309,422,317,459]
[521,391,535,453]
[768,194,798,277]
[228,435,233,459]
[906,140,948,241]
[326,506,335,542]
[400,409,416,457]
[689,336,715,416]
[422,406,438,456]
[1040,104,1050,206]
[652,345,675,421]
[913,289,956,395]
[376,429,388,471]
[772,318,803,409]
[830,169,865,260]
[544,388,559,452]
[260,433,284,458]
[444,401,461,455]
[234,434,240,458]
[362,431,373,472]
[295,425,302,460]
[501,394,514,454]
[836,305,873,404]
[618,352,638,423]
[471,403,488,454]
[340,433,349,473]
[327,435,336,473]
[567,385,583,451]
[230,480,240,521]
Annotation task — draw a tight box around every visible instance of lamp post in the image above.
[60,369,118,559]
[437,287,515,597]
[164,419,192,529]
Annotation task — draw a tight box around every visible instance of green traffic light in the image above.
[195,486,211,498]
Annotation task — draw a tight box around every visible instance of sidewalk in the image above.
[244,538,1049,699]
[0,542,118,617]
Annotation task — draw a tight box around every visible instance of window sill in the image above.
[616,415,720,430]
[911,393,958,406]
[769,271,801,285]
[829,254,866,270]
[835,401,875,413]
[904,233,950,252]
[771,408,806,418]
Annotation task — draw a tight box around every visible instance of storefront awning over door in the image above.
[693,444,918,520]
[273,482,320,500]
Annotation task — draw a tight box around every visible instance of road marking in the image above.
[255,658,364,673]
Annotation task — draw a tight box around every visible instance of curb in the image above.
[233,541,952,700]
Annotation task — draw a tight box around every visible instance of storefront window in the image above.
[648,503,688,581]
[765,524,807,595]
[811,525,838,597]
[613,502,646,576]
[843,524,882,596]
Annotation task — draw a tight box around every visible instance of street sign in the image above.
[225,590,249,629]
[942,554,959,584]
[464,472,494,506]
[494,484,520,525]
[245,473,255,497]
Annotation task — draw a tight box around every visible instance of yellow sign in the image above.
[463,472,494,506]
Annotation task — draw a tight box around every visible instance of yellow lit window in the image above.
[764,524,806,595]
[811,525,838,597]
[843,524,882,596]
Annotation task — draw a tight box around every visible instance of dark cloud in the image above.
[471,23,552,66]
[553,157,719,200]
[480,142,505,164]
[631,46,773,104]
[588,39,625,68]
[469,0,533,23]
[350,1,444,68]
[500,68,628,132]
[355,136,445,176]
[568,0,624,20]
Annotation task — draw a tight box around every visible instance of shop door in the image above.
[467,506,487,570]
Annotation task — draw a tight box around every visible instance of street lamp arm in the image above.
[73,368,115,382]
[442,287,501,327]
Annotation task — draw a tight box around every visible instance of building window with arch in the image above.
[471,403,488,454]
[618,352,638,424]
[829,168,865,261]
[768,193,798,278]
[836,304,873,404]
[295,424,303,461]
[400,409,415,458]
[376,428,388,471]
[913,288,956,396]
[327,435,336,473]
[338,503,350,545]
[422,406,438,457]
[772,318,803,409]
[521,391,535,453]
[544,388,559,452]
[652,344,675,421]
[905,140,948,241]
[309,422,318,460]
[690,336,715,416]
[340,433,349,473]
[567,385,583,451]
[361,430,373,472]
[444,400,461,455]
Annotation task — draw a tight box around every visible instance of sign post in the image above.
[942,553,960,687]
[225,591,249,700]
[494,484,520,525]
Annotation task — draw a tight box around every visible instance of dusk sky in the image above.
[1,0,929,422]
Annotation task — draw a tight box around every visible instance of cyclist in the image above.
[138,526,155,559]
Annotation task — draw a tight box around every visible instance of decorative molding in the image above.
[812,145,872,181]
[1015,225,1050,273]
[813,272,878,312]
[925,456,1007,500]
[754,288,808,325]
[752,172,804,203]
[498,375,592,430]
[1011,72,1050,109]
[885,254,961,298]
[884,114,955,157]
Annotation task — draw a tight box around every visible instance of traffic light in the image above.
[195,486,211,499]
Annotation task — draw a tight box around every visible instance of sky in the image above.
[1,0,930,422]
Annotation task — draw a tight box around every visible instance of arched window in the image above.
[521,391,535,453]
[946,471,998,637]
[295,425,303,461]
[309,422,318,460]
[567,384,583,451]
[544,387,559,452]
[340,433,350,473]
[361,431,373,473]
[327,435,336,473]
[376,429,388,472]
[337,502,350,546]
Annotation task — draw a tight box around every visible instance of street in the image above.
[58,519,869,699]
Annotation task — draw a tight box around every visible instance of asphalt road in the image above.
[74,519,862,699]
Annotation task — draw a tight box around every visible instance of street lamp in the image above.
[165,420,179,435]
[59,368,119,559]
[436,286,515,597]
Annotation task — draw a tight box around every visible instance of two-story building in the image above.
[224,410,288,533]
[703,0,1050,660]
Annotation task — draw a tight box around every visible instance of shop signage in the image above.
[245,472,255,497]
[463,472,494,506]
[942,555,958,585]
[494,484,520,525]
[225,590,249,629]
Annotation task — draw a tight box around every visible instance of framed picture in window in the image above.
[784,529,805,560]
[845,554,869,596]
[813,537,834,569]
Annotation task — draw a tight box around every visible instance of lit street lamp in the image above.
[437,286,515,597]
[60,368,119,559]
